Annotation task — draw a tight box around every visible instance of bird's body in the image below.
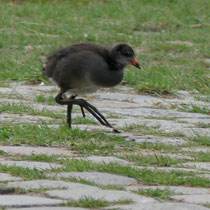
[43,43,140,132]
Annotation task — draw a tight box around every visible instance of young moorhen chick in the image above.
[43,43,141,133]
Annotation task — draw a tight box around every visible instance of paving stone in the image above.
[92,99,140,109]
[0,146,75,156]
[131,119,210,137]
[73,124,111,132]
[48,171,137,186]
[107,202,209,210]
[0,195,63,207]
[99,105,209,119]
[199,174,210,179]
[134,135,187,145]
[96,92,164,106]
[0,159,62,171]
[180,162,210,171]
[117,151,192,160]
[9,208,87,210]
[182,118,210,124]
[76,156,131,165]
[46,189,157,203]
[203,58,210,64]
[0,172,22,181]
[6,83,56,97]
[172,194,210,205]
[181,147,210,153]
[133,165,202,173]
[0,113,56,124]
[7,180,90,190]
[126,185,209,195]
[0,98,66,113]
[106,118,142,127]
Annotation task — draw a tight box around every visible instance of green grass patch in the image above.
[60,197,110,208]
[119,153,183,167]
[61,197,133,208]
[0,102,65,119]
[170,103,210,115]
[35,94,56,105]
[137,142,179,152]
[132,187,174,201]
[194,95,210,102]
[73,116,97,125]
[196,123,210,128]
[0,164,45,180]
[0,122,136,155]
[191,152,210,162]
[0,0,209,95]
[188,135,210,146]
[203,203,210,208]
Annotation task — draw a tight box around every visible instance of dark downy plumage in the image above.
[43,43,141,133]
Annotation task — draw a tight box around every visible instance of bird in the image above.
[43,43,141,133]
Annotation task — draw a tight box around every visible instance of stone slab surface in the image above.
[7,180,92,190]
[126,186,209,195]
[172,194,210,205]
[48,171,137,186]
[134,135,187,145]
[0,195,63,206]
[0,146,75,156]
[133,165,202,173]
[76,156,131,165]
[46,189,157,203]
[9,208,87,210]
[107,202,209,210]
[100,106,209,119]
[0,113,55,124]
[181,147,210,153]
[0,172,22,181]
[181,162,210,170]
[0,159,62,170]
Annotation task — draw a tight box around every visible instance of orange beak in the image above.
[130,57,141,69]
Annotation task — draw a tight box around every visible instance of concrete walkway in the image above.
[0,82,209,209]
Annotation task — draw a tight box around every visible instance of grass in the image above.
[196,123,210,128]
[119,153,184,167]
[0,122,136,155]
[0,164,46,180]
[170,103,210,115]
[61,197,133,208]
[35,94,56,105]
[0,0,209,96]
[0,102,65,119]
[188,135,210,146]
[191,152,210,162]
[132,187,174,201]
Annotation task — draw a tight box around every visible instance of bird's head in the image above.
[111,44,141,69]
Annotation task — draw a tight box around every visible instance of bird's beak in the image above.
[130,57,141,69]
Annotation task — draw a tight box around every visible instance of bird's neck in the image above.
[107,51,125,70]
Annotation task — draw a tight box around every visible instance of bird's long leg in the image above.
[55,92,120,133]
[55,92,76,128]
[67,95,77,128]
